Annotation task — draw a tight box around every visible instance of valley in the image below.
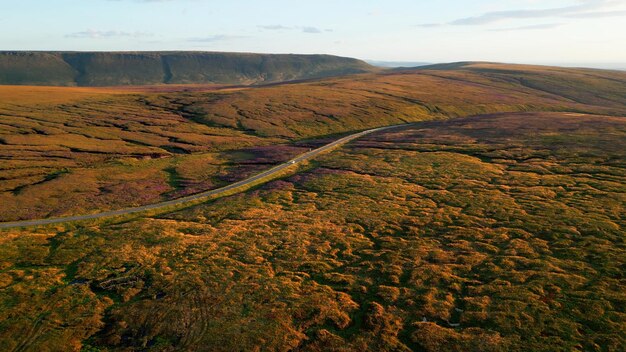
[0,62,625,352]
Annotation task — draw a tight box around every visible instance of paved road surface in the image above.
[0,123,408,229]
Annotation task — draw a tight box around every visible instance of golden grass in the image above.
[0,63,624,222]
[0,85,130,105]
[3,112,624,351]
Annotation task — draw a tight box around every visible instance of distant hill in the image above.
[365,59,430,68]
[409,61,626,108]
[0,51,376,86]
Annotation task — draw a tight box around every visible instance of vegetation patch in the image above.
[1,111,623,351]
[1,64,625,221]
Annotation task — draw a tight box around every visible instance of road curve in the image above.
[0,123,410,229]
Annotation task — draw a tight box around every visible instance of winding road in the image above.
[0,123,409,229]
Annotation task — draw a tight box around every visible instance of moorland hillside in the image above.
[1,112,624,351]
[0,51,375,86]
[1,63,625,221]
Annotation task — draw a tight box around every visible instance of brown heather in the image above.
[0,63,625,351]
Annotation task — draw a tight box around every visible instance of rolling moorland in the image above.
[1,63,625,222]
[0,62,625,351]
[0,51,376,86]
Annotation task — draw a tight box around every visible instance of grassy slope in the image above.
[415,62,626,109]
[0,51,375,86]
[1,112,624,351]
[0,64,622,221]
[1,64,625,221]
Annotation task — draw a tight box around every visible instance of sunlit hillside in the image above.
[1,111,624,351]
[1,64,625,221]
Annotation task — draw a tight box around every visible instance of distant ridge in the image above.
[365,60,430,68]
[411,61,626,72]
[0,51,376,86]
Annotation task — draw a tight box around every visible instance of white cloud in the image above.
[565,9,626,18]
[66,30,153,39]
[302,26,322,34]
[490,23,563,32]
[187,35,247,42]
[258,25,292,30]
[419,0,626,27]
[257,25,331,34]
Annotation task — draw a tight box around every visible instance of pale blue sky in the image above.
[1,0,625,66]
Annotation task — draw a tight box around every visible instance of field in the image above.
[1,111,625,351]
[0,63,625,351]
[1,63,625,221]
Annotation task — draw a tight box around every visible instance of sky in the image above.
[1,0,626,67]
